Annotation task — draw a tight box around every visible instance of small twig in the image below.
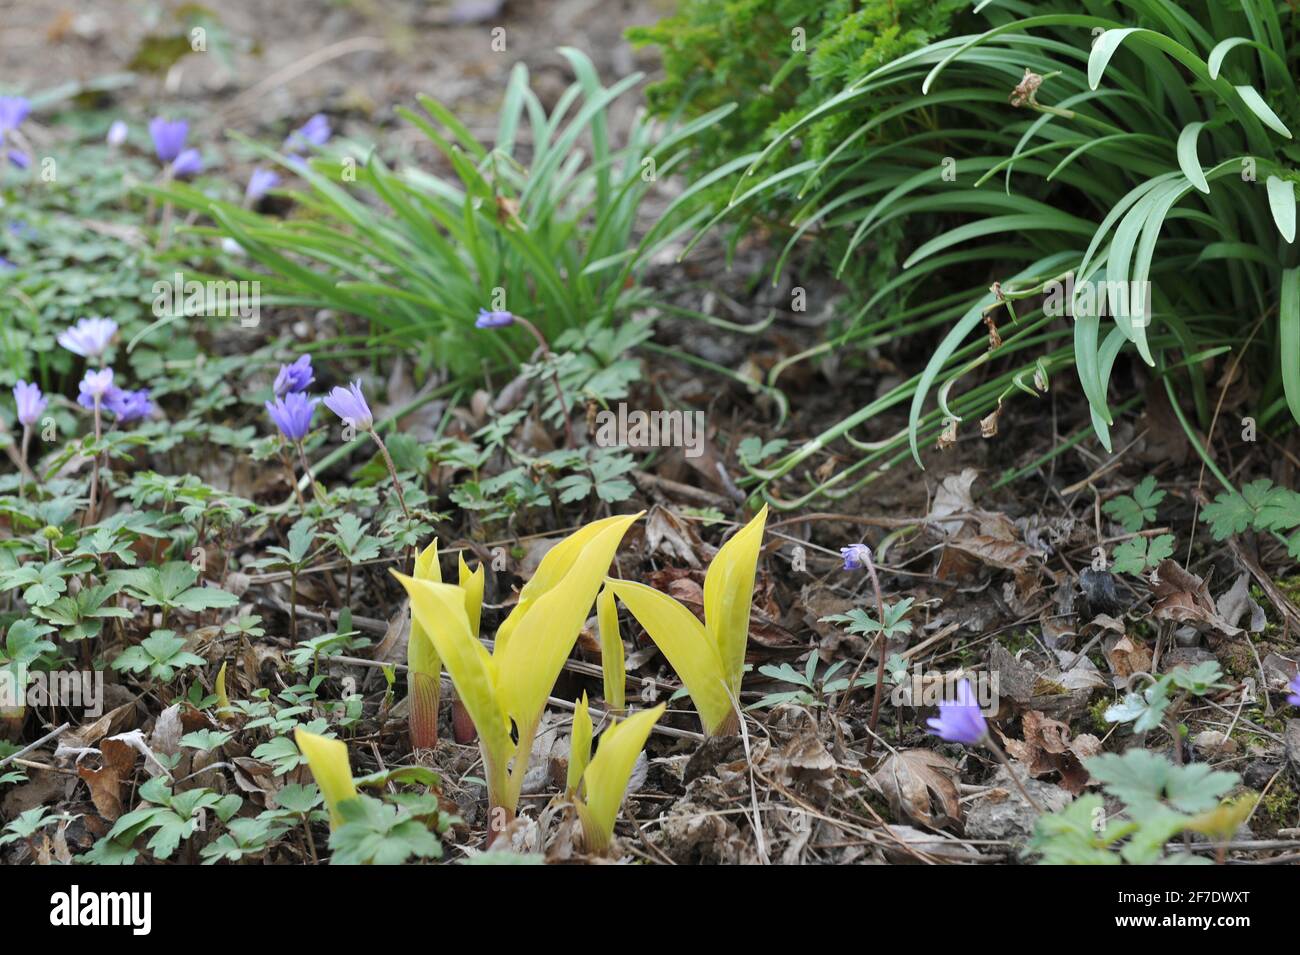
[0,722,71,769]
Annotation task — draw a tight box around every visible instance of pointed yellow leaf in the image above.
[408,537,442,684]
[496,513,640,654]
[393,572,513,769]
[607,579,733,735]
[577,703,664,853]
[566,692,592,797]
[704,505,767,696]
[597,585,625,713]
[458,553,485,638]
[293,727,357,830]
[214,661,231,716]
[414,538,442,583]
[495,513,640,728]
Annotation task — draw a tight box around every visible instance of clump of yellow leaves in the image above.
[394,513,640,826]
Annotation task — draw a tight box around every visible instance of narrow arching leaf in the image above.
[1176,122,1210,194]
[1266,176,1296,243]
[1281,268,1300,427]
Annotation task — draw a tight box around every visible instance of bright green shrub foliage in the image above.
[629,0,965,294]
[630,0,964,172]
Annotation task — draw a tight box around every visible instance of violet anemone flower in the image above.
[286,114,331,149]
[13,380,46,427]
[58,317,118,360]
[246,167,281,202]
[926,679,988,745]
[171,148,203,178]
[840,544,871,572]
[0,96,30,135]
[323,380,373,431]
[273,355,314,397]
[266,391,319,442]
[149,117,189,164]
[1288,673,1300,707]
[105,387,154,423]
[475,308,515,329]
[78,367,115,405]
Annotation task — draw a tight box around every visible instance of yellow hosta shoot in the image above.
[294,727,358,830]
[596,585,625,714]
[566,693,592,797]
[574,704,665,854]
[407,539,485,749]
[214,661,231,717]
[394,512,640,823]
[608,506,767,736]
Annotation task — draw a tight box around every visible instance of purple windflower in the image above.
[246,167,280,202]
[149,117,189,164]
[273,354,314,397]
[106,120,128,147]
[0,257,13,271]
[7,150,29,170]
[266,391,319,441]
[0,97,30,134]
[286,114,331,149]
[840,544,871,572]
[926,679,988,745]
[12,380,46,427]
[323,380,373,431]
[1288,673,1300,707]
[78,367,115,405]
[475,308,515,329]
[58,317,118,360]
[170,148,203,178]
[105,387,154,423]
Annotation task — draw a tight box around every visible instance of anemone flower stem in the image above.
[18,425,31,502]
[366,427,411,524]
[983,734,1045,814]
[289,566,299,642]
[294,441,319,501]
[279,446,304,508]
[839,542,889,760]
[85,398,103,527]
[512,316,575,448]
[156,171,175,251]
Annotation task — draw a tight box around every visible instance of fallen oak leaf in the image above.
[76,736,139,822]
[873,749,962,828]
[1150,559,1243,637]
